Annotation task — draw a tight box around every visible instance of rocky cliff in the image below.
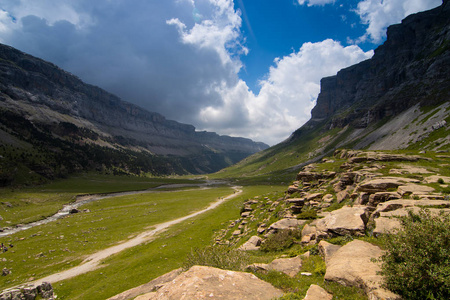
[0,43,268,183]
[309,1,449,130]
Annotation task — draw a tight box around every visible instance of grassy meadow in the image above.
[0,173,286,299]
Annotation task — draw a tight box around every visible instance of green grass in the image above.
[0,184,283,299]
[0,173,204,226]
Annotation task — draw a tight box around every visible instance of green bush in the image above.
[296,209,318,220]
[183,245,249,271]
[260,229,301,252]
[380,209,450,299]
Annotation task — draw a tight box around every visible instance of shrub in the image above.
[379,209,450,299]
[296,209,318,220]
[260,229,301,252]
[183,245,249,271]
[438,178,445,184]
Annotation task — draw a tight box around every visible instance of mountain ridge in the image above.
[0,43,268,184]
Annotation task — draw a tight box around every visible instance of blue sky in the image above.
[0,0,442,145]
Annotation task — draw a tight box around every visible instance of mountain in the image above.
[0,44,268,185]
[216,1,449,181]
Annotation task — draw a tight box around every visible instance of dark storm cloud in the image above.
[2,0,239,125]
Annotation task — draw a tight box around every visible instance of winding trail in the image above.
[31,186,242,286]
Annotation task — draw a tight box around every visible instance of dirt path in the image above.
[31,186,242,285]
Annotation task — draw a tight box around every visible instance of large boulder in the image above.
[324,240,400,300]
[320,206,370,236]
[141,265,284,300]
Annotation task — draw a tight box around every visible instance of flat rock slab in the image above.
[423,175,450,184]
[303,284,332,300]
[373,217,402,236]
[268,218,306,233]
[142,265,284,300]
[321,206,369,236]
[324,240,400,300]
[356,177,420,193]
[373,199,450,216]
[397,184,435,196]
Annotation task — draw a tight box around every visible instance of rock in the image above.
[423,175,450,184]
[356,177,419,193]
[336,190,349,203]
[240,211,251,218]
[287,185,300,194]
[320,206,370,236]
[349,152,421,163]
[305,193,323,201]
[36,282,54,299]
[297,171,336,182]
[286,198,305,205]
[302,284,333,300]
[2,268,11,276]
[247,256,303,277]
[373,199,450,217]
[144,266,284,300]
[368,192,401,207]
[318,241,341,265]
[397,184,435,196]
[232,230,241,236]
[373,217,402,236]
[0,282,54,299]
[268,218,306,233]
[69,208,79,214]
[324,240,400,299]
[107,269,182,300]
[322,194,334,203]
[239,236,262,251]
[266,256,302,277]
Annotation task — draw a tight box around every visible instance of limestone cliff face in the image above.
[309,1,449,130]
[0,43,267,179]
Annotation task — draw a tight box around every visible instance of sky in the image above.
[0,0,442,145]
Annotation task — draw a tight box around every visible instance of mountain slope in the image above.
[215,1,449,181]
[0,44,268,185]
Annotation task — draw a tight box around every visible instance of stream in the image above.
[0,180,227,237]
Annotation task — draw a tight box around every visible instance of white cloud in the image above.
[355,0,442,43]
[167,0,246,70]
[297,0,335,6]
[198,39,373,145]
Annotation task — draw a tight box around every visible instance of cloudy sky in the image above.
[0,0,441,145]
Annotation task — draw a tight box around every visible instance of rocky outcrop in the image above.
[310,2,449,128]
[136,266,284,300]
